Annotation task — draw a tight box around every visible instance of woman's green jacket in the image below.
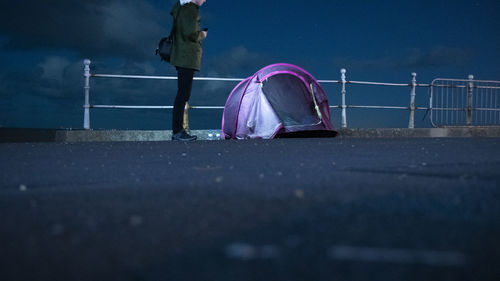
[170,2,204,71]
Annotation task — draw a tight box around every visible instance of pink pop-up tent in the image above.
[222,63,337,139]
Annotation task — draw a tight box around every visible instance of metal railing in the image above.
[430,76,500,127]
[336,69,431,129]
[83,59,240,130]
[83,59,499,130]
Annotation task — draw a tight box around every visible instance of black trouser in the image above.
[172,67,195,134]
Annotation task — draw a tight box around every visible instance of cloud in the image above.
[0,56,83,102]
[0,0,167,60]
[39,56,71,82]
[0,56,173,128]
[207,46,271,77]
[398,47,468,68]
[202,46,271,94]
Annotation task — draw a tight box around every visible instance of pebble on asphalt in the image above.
[295,189,304,199]
[129,215,144,227]
[225,243,280,260]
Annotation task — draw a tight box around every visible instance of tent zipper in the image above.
[310,84,323,121]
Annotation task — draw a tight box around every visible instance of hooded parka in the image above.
[170,1,205,71]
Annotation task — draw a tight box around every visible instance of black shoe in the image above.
[172,130,197,141]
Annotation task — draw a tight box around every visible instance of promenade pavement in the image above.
[1,138,499,281]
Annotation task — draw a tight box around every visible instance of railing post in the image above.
[183,102,190,132]
[83,59,91,130]
[341,68,347,128]
[408,72,417,128]
[466,74,474,126]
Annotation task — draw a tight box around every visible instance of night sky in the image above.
[1,0,499,130]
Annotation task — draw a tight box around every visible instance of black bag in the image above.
[156,35,173,62]
[156,11,178,63]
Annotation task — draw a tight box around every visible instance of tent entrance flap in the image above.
[262,74,320,127]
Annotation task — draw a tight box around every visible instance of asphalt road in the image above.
[1,138,500,281]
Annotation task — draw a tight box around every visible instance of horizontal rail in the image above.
[348,81,431,87]
[427,84,500,89]
[93,73,344,84]
[91,73,435,87]
[317,80,340,83]
[431,84,467,88]
[92,74,245,82]
[433,78,500,83]
[91,105,173,109]
[188,106,225,109]
[467,108,500,111]
[476,86,500,90]
[347,105,411,110]
[91,104,431,111]
[92,74,177,80]
[427,107,500,111]
[331,105,429,110]
[90,105,225,109]
[430,107,500,112]
[349,80,409,87]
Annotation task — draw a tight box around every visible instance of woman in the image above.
[170,0,207,141]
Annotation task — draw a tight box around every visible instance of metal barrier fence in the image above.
[83,59,499,130]
[337,69,431,129]
[430,76,500,127]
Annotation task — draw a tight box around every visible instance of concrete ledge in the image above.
[2,127,500,143]
[337,127,500,138]
[56,130,224,142]
[57,130,175,142]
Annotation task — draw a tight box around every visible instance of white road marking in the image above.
[329,245,467,267]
